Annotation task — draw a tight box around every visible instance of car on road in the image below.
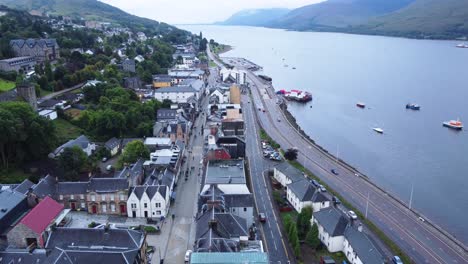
[348,210,358,220]
[184,250,192,262]
[277,118,281,122]
[258,213,266,222]
[331,169,339,175]
[391,256,403,264]
[311,180,319,187]
[102,157,107,162]
[318,185,327,192]
[106,165,112,171]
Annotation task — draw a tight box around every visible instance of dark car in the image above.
[320,256,336,264]
[332,196,341,204]
[311,180,319,187]
[331,169,339,175]
[258,213,266,222]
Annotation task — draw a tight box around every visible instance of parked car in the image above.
[277,118,281,122]
[102,157,108,162]
[106,165,113,171]
[332,196,341,204]
[348,210,358,220]
[318,185,327,192]
[311,180,319,187]
[320,256,336,264]
[392,256,403,264]
[331,169,339,175]
[184,250,192,262]
[258,213,266,222]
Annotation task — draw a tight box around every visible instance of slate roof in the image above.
[57,93,79,102]
[10,38,58,48]
[313,207,349,237]
[157,108,177,120]
[105,137,120,150]
[154,85,196,93]
[129,185,167,200]
[223,194,253,208]
[274,162,304,183]
[153,74,172,83]
[287,179,317,201]
[311,191,329,203]
[38,99,61,108]
[13,179,34,195]
[344,227,385,264]
[57,182,88,195]
[19,196,63,234]
[0,189,27,227]
[33,175,57,198]
[52,135,92,156]
[87,178,128,193]
[196,209,248,240]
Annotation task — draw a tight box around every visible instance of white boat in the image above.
[456,43,468,48]
[443,119,463,130]
[372,127,384,134]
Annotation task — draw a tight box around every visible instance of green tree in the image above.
[58,146,88,181]
[44,61,53,81]
[284,148,298,161]
[119,140,149,165]
[306,223,321,249]
[297,206,313,239]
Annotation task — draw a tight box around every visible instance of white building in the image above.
[286,179,327,213]
[220,67,247,85]
[210,88,230,104]
[144,137,172,151]
[38,109,57,120]
[49,135,96,158]
[273,163,305,188]
[127,185,169,218]
[201,159,250,195]
[312,207,385,264]
[153,85,198,104]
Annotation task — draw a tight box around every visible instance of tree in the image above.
[288,223,301,256]
[119,140,149,165]
[44,61,53,81]
[284,148,298,161]
[58,146,88,181]
[297,206,313,239]
[306,223,321,249]
[199,38,208,52]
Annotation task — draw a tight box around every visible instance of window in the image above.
[243,208,247,212]
[91,195,96,202]
[111,204,116,212]
[102,204,107,213]
[131,203,137,209]
[144,203,147,208]
[120,194,125,200]
[81,202,85,208]
[70,195,74,200]
[156,210,161,215]
[110,194,115,201]
[80,194,84,200]
[59,195,63,200]
[101,194,106,201]
[155,203,161,208]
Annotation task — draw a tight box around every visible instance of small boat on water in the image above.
[443,119,463,130]
[277,89,312,103]
[292,67,296,70]
[406,103,421,110]
[456,43,468,48]
[356,102,366,108]
[372,127,384,134]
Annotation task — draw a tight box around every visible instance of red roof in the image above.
[19,196,63,234]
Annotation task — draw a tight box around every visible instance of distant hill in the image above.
[217,8,290,27]
[356,0,468,39]
[0,0,183,34]
[270,0,414,31]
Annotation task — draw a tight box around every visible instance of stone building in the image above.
[10,39,60,63]
[16,82,37,111]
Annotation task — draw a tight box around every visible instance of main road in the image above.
[241,63,468,264]
[208,47,293,263]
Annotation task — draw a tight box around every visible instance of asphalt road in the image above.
[244,67,468,264]
[208,47,293,263]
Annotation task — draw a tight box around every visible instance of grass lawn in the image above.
[65,108,82,120]
[53,118,83,144]
[0,168,31,184]
[0,79,15,92]
[39,88,53,97]
[209,60,217,68]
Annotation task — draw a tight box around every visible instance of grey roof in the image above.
[57,93,79,102]
[0,189,27,219]
[223,194,254,208]
[145,168,175,188]
[87,178,128,193]
[105,137,120,150]
[157,108,177,120]
[287,179,317,201]
[153,85,196,93]
[13,179,34,195]
[274,162,305,183]
[33,175,57,198]
[0,249,49,264]
[38,99,61,108]
[180,79,204,91]
[311,191,329,203]
[0,56,35,63]
[129,185,167,200]
[53,135,91,156]
[196,209,248,241]
[153,74,172,82]
[205,160,246,185]
[57,182,88,195]
[313,207,349,237]
[10,38,58,48]
[344,227,385,264]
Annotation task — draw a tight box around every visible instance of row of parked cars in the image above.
[262,141,282,161]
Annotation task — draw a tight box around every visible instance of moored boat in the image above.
[278,89,312,103]
[456,43,468,48]
[372,127,384,134]
[406,103,421,110]
[443,119,463,130]
[356,102,366,108]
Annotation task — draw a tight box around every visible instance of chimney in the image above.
[358,223,363,232]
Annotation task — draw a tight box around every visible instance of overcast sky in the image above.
[99,0,323,24]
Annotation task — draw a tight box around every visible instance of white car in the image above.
[185,250,192,262]
[348,210,358,220]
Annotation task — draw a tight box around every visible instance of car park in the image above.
[348,210,358,220]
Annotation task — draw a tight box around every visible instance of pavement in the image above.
[236,59,468,264]
[66,211,148,228]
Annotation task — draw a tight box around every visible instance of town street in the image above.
[243,66,468,264]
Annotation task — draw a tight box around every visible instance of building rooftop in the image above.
[0,189,27,219]
[153,85,197,93]
[144,137,172,146]
[345,226,385,264]
[205,160,246,185]
[19,196,63,235]
[274,162,305,183]
[287,179,317,201]
[104,137,120,150]
[0,56,35,63]
[190,252,269,264]
[313,207,349,237]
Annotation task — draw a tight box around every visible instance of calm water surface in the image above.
[182,25,468,243]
